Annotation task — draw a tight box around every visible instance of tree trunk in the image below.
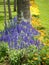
[17,0,30,21]
[14,0,16,12]
[17,0,22,21]
[22,0,30,20]
[7,0,12,19]
[3,0,7,29]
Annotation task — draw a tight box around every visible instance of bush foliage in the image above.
[0,42,49,65]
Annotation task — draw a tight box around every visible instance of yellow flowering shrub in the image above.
[30,0,49,46]
[30,0,40,16]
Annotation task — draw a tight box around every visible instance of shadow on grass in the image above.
[0,10,17,13]
[0,11,4,13]
[0,16,4,21]
[37,26,45,30]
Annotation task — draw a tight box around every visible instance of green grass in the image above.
[35,0,49,40]
[35,0,49,31]
[0,5,17,31]
[0,0,14,5]
[0,0,17,31]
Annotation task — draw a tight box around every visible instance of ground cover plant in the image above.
[0,42,49,65]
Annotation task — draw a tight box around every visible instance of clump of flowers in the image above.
[0,17,41,49]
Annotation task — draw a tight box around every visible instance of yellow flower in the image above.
[46,44,49,46]
[33,57,38,60]
[31,17,42,28]
[46,55,49,58]
[47,56,49,58]
[43,43,47,46]
[30,0,40,15]
[34,53,38,56]
[30,0,34,5]
[38,36,43,41]
[30,6,40,15]
[42,57,47,60]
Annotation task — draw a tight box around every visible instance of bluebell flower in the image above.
[0,17,41,49]
[13,16,17,22]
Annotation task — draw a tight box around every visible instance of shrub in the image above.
[40,45,49,65]
[1,42,49,65]
[0,42,9,62]
[9,45,41,65]
[9,49,28,65]
[26,45,41,65]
